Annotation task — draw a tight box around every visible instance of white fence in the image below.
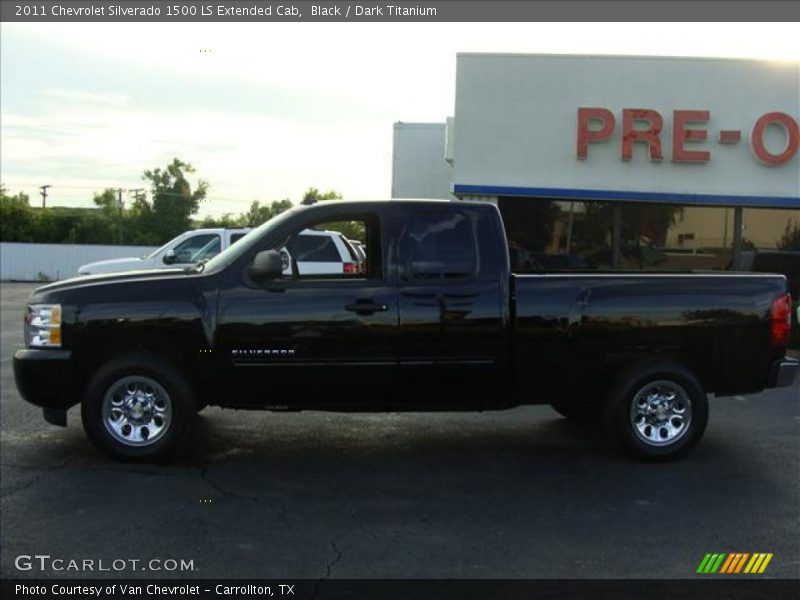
[0,242,158,282]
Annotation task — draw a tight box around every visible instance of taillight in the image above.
[343,262,356,274]
[771,293,792,347]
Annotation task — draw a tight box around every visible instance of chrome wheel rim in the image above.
[102,376,172,447]
[629,380,692,447]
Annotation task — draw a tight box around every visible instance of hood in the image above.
[32,267,194,298]
[78,256,150,274]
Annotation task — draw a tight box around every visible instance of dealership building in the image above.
[392,54,800,271]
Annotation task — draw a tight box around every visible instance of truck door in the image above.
[214,212,399,407]
[396,207,507,406]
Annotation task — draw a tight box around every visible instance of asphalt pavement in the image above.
[1,282,798,579]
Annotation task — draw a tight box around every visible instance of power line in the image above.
[4,182,284,212]
[4,182,249,205]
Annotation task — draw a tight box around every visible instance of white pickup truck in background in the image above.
[77,228,252,275]
[77,227,366,277]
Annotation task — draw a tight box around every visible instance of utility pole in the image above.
[128,188,145,204]
[122,188,146,246]
[39,185,51,208]
[117,188,125,244]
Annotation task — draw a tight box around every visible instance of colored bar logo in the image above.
[697,553,773,574]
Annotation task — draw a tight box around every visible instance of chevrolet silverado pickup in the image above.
[14,200,798,462]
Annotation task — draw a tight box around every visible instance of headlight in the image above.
[25,304,62,348]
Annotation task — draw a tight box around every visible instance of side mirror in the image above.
[163,249,177,265]
[248,250,284,282]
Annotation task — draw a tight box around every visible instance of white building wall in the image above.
[391,122,453,200]
[0,243,158,282]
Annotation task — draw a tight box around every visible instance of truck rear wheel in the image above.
[81,353,195,462]
[603,361,708,461]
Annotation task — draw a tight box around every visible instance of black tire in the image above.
[550,399,601,422]
[81,353,196,462]
[603,360,708,461]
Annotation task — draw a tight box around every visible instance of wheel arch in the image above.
[72,327,205,407]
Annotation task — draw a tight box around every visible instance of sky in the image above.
[1,22,798,218]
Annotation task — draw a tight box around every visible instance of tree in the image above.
[93,188,118,213]
[244,199,293,226]
[778,221,800,250]
[142,158,209,242]
[298,187,364,240]
[65,210,117,244]
[301,187,341,205]
[0,186,35,241]
[199,199,294,229]
[93,188,124,243]
[124,190,159,246]
[199,213,246,228]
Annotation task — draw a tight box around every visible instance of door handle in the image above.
[345,300,389,315]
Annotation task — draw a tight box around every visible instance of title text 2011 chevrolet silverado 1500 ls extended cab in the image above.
[14,200,798,462]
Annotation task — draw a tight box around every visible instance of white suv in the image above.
[282,229,360,276]
[78,228,252,276]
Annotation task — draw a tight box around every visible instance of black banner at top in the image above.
[2,1,800,22]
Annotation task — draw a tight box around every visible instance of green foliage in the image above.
[65,210,117,244]
[298,187,364,240]
[322,221,366,243]
[199,213,246,228]
[0,186,36,241]
[91,189,123,243]
[142,159,209,242]
[199,199,294,229]
[779,221,800,250]
[244,199,293,226]
[1,176,345,246]
[93,188,118,213]
[301,187,342,205]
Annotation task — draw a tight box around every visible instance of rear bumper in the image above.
[769,356,799,389]
[13,349,76,410]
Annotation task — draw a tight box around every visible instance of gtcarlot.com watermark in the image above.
[14,554,195,573]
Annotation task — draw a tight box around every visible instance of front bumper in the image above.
[13,349,75,415]
[769,356,799,389]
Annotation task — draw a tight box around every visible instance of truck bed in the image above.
[511,272,788,398]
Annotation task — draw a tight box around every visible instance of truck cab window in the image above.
[404,212,477,279]
[278,218,376,279]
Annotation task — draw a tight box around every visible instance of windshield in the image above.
[144,234,183,259]
[202,206,306,274]
[190,236,222,263]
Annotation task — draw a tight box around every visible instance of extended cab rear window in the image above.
[403,211,477,279]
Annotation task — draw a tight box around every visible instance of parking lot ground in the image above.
[1,281,799,579]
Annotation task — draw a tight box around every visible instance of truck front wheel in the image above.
[81,353,196,462]
[603,361,708,460]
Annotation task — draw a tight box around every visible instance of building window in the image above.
[497,198,794,272]
[743,208,800,251]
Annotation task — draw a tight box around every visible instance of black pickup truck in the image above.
[14,200,798,462]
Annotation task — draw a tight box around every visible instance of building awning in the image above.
[453,184,800,209]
